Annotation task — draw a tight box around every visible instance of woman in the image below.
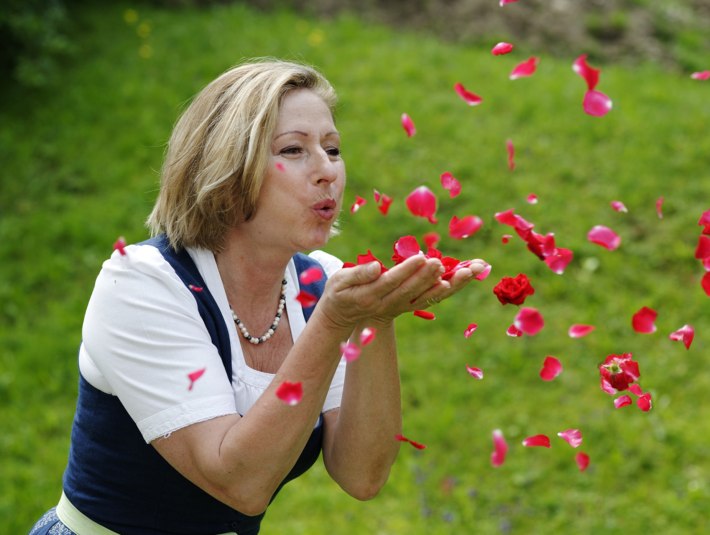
[30,59,488,534]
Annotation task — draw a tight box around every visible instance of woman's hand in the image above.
[317,254,489,328]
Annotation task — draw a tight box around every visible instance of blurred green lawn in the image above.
[1,2,708,533]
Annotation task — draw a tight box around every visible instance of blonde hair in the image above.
[146,59,337,252]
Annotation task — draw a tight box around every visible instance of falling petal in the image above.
[587,225,621,250]
[491,429,508,467]
[499,0,519,6]
[632,306,658,334]
[501,234,512,244]
[583,90,613,117]
[695,236,710,260]
[669,324,694,349]
[414,310,436,320]
[423,232,441,249]
[113,236,127,256]
[453,82,483,106]
[544,247,574,274]
[449,215,483,240]
[698,209,710,235]
[614,395,633,408]
[656,196,664,219]
[401,113,416,137]
[491,42,514,55]
[188,284,204,293]
[187,367,206,391]
[474,263,493,280]
[702,272,710,296]
[464,323,478,338]
[514,307,544,335]
[572,54,600,91]
[691,70,710,80]
[610,200,628,213]
[637,392,653,412]
[406,186,438,223]
[466,365,484,379]
[355,250,388,273]
[510,57,539,80]
[350,195,366,214]
[522,434,551,448]
[360,327,376,346]
[295,290,318,308]
[568,324,595,338]
[340,341,362,362]
[506,139,515,171]
[576,452,590,472]
[276,381,303,406]
[377,193,393,215]
[703,257,710,271]
[540,356,562,381]
[628,383,644,397]
[299,266,324,285]
[506,324,523,337]
[440,171,462,198]
[395,433,427,450]
[526,193,538,204]
[557,429,583,448]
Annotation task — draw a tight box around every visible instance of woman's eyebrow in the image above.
[274,130,340,140]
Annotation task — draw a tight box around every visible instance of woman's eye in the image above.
[326,147,341,157]
[280,146,303,155]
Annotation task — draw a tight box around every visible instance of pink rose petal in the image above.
[414,310,436,320]
[188,284,204,293]
[359,327,376,346]
[540,356,562,381]
[506,139,515,171]
[610,200,628,213]
[632,306,658,334]
[691,70,710,80]
[506,324,523,337]
[466,365,484,380]
[557,429,583,448]
[514,307,544,336]
[491,429,508,467]
[628,383,644,397]
[669,324,694,350]
[474,263,492,280]
[393,235,421,263]
[295,290,318,308]
[587,225,621,250]
[405,186,438,224]
[395,433,427,450]
[187,367,206,391]
[576,452,590,472]
[614,394,633,408]
[491,42,514,55]
[583,89,613,116]
[449,215,483,239]
[275,162,285,172]
[568,324,595,338]
[499,0,518,6]
[440,171,462,198]
[464,323,478,338]
[350,195,366,214]
[510,57,539,80]
[453,82,483,106]
[656,196,664,219]
[522,434,551,448]
[340,341,361,362]
[276,381,303,406]
[572,54,600,90]
[544,247,574,274]
[299,266,324,285]
[401,113,416,137]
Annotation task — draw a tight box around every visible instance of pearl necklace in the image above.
[230,279,287,345]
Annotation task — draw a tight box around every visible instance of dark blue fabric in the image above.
[59,236,328,535]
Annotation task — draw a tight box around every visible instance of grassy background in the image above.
[2,2,709,533]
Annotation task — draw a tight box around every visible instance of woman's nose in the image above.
[311,150,339,184]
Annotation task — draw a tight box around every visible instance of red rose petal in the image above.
[464,323,478,338]
[614,394,633,408]
[440,171,462,198]
[449,215,483,239]
[423,232,440,249]
[572,55,600,90]
[637,392,653,412]
[514,307,544,335]
[340,341,361,363]
[299,266,324,285]
[501,234,512,244]
[188,284,204,293]
[187,367,206,391]
[491,41,514,55]
[656,196,664,219]
[526,193,538,205]
[587,225,621,250]
[395,433,427,450]
[557,429,582,448]
[350,195,366,214]
[702,272,710,296]
[453,82,483,106]
[506,139,515,171]
[576,452,590,472]
[583,89,613,116]
[691,70,710,80]
[568,324,595,338]
[414,310,436,320]
[610,200,628,213]
[491,429,508,467]
[276,381,303,406]
[405,186,438,224]
[373,189,393,215]
[295,290,318,308]
[393,235,421,264]
[669,324,694,350]
[632,306,658,334]
[695,236,710,260]
[522,434,551,448]
[359,327,376,346]
[466,365,484,380]
[628,383,644,397]
[698,209,710,235]
[510,57,539,80]
[540,356,562,381]
[506,324,523,337]
[544,247,574,274]
[113,236,127,256]
[401,113,416,137]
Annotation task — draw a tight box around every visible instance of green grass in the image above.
[2,2,709,533]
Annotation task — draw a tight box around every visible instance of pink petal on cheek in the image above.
[539,356,562,381]
[669,324,694,349]
[514,307,545,335]
[276,381,303,406]
[656,196,664,219]
[632,306,658,334]
[583,90,613,116]
[440,171,462,198]
[299,266,324,285]
[187,367,206,391]
[568,324,595,338]
[491,42,514,55]
[295,290,318,308]
[401,113,416,137]
[464,323,478,338]
[359,327,377,346]
[610,200,628,213]
[466,365,484,379]
[449,215,483,239]
[414,310,436,320]
[275,162,285,172]
[453,82,483,106]
[691,70,710,80]
[506,139,515,171]
[587,225,621,250]
[491,429,508,467]
[405,186,438,224]
[340,341,362,362]
[557,429,583,448]
[395,434,427,450]
[510,57,539,80]
[522,434,551,448]
[576,452,590,471]
[614,395,633,408]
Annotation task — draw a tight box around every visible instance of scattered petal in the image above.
[522,434,551,448]
[506,139,515,171]
[414,310,436,320]
[632,306,658,334]
[576,452,590,472]
[610,200,628,213]
[449,215,483,239]
[373,189,393,215]
[506,324,523,337]
[493,273,535,306]
[499,0,519,5]
[587,225,621,250]
[359,327,377,346]
[453,82,483,106]
[540,356,562,381]
[656,196,664,219]
[514,307,544,335]
[276,381,303,406]
[491,429,508,467]
[395,433,427,450]
[583,90,613,117]
[702,272,710,296]
[510,57,539,80]
[544,247,573,274]
[568,324,595,338]
[188,284,204,293]
[464,323,478,338]
[113,236,127,256]
[355,250,388,273]
[405,186,438,223]
[299,266,324,285]
[187,367,206,391]
[526,193,538,204]
[614,394,633,408]
[669,324,694,350]
[491,41,514,55]
[695,235,710,260]
[637,392,653,412]
[628,383,644,397]
[572,54,600,91]
[698,209,710,235]
[392,235,421,264]
[501,234,512,244]
[401,113,416,137]
[474,263,493,280]
[557,429,582,448]
[295,290,318,308]
[691,70,710,80]
[350,195,366,214]
[440,171,462,198]
[422,232,440,249]
[340,341,362,362]
[466,365,484,379]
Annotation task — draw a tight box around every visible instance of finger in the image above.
[380,257,445,302]
[332,261,383,290]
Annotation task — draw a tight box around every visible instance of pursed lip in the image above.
[312,198,337,220]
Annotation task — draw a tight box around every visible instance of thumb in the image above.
[349,261,383,284]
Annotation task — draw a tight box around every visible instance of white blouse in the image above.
[79,244,346,443]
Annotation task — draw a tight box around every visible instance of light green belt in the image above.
[56,492,237,535]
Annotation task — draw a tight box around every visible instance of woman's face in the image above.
[246,88,346,253]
